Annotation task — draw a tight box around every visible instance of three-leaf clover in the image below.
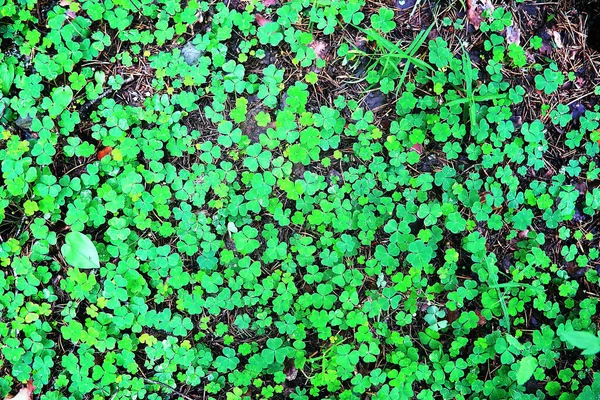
[370,7,396,33]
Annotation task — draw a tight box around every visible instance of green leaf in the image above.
[516,356,538,385]
[61,232,101,269]
[0,63,15,95]
[49,86,73,118]
[560,329,600,355]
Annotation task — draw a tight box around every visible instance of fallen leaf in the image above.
[97,146,113,160]
[308,40,327,59]
[551,30,563,49]
[538,30,554,55]
[61,231,101,269]
[4,380,34,400]
[285,365,298,381]
[467,0,493,30]
[181,42,204,66]
[255,14,271,27]
[263,0,277,6]
[445,308,459,324]
[516,356,538,385]
[410,143,423,155]
[506,25,520,46]
[475,310,486,326]
[574,180,587,195]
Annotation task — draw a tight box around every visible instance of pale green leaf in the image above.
[516,356,538,385]
[61,232,100,269]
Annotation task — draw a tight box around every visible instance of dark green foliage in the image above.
[0,0,599,399]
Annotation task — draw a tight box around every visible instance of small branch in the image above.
[78,76,135,119]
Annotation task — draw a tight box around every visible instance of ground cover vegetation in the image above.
[1,0,600,398]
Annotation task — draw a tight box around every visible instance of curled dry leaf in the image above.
[4,380,34,400]
[467,0,493,30]
[255,14,271,27]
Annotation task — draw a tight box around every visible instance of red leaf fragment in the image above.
[410,143,423,155]
[263,0,277,6]
[255,14,271,27]
[97,146,113,160]
[475,310,486,326]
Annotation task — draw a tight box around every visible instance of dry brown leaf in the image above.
[467,0,493,30]
[4,381,34,400]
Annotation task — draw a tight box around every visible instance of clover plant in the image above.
[0,1,598,399]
